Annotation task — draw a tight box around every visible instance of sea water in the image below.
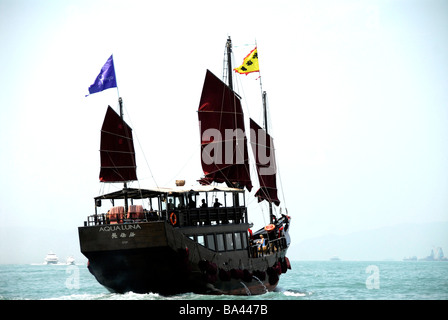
[1,261,447,300]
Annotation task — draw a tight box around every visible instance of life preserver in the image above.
[169,212,177,225]
[264,224,275,232]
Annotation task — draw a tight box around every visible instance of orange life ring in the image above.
[169,212,177,226]
[264,224,275,232]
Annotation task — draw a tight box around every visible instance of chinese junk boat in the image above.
[78,38,291,295]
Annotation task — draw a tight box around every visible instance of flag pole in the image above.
[255,40,267,129]
[111,54,123,118]
[112,56,127,209]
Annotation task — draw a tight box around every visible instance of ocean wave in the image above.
[44,293,111,300]
[44,291,163,300]
[107,291,162,300]
[283,290,307,297]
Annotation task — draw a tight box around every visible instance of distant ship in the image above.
[419,247,448,261]
[330,256,340,261]
[44,251,59,264]
[402,256,417,261]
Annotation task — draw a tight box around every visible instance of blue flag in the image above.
[87,55,117,96]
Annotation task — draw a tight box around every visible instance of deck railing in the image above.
[83,206,247,227]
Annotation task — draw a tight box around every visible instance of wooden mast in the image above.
[262,91,274,224]
[118,96,129,215]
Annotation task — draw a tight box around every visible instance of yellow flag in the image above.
[234,47,259,75]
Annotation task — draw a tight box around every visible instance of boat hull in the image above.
[79,221,289,295]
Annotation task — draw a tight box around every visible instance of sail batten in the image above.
[197,70,252,191]
[99,106,137,182]
[250,118,280,206]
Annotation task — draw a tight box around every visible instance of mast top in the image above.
[226,37,233,91]
[118,97,123,119]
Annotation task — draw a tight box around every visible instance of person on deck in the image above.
[256,235,267,252]
[213,198,222,208]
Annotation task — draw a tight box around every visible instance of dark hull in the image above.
[79,221,289,295]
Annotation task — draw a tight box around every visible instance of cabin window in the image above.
[234,232,242,250]
[232,192,244,207]
[216,234,225,251]
[197,235,205,247]
[224,192,233,207]
[206,234,215,251]
[241,233,248,249]
[225,233,234,250]
[160,197,166,212]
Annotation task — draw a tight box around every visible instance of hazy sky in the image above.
[1,0,447,263]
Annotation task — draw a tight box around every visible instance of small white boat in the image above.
[66,256,75,265]
[44,251,59,264]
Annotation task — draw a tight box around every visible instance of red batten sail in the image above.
[250,118,280,206]
[99,106,137,182]
[198,70,252,191]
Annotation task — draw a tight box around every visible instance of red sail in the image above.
[197,70,252,191]
[250,118,280,206]
[99,106,137,182]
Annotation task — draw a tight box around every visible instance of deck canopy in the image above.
[94,185,244,201]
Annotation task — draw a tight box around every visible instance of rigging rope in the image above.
[122,104,159,189]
